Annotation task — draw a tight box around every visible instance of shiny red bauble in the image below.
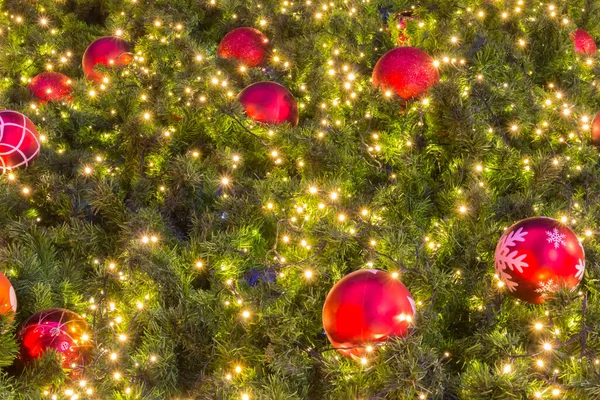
[218,27,269,67]
[372,47,439,101]
[591,109,600,147]
[238,82,299,126]
[28,72,73,103]
[0,271,16,317]
[0,110,40,171]
[19,308,93,369]
[82,36,132,82]
[322,269,416,359]
[571,28,597,55]
[494,217,585,304]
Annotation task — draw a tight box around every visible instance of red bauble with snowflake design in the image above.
[218,27,269,67]
[18,308,93,369]
[29,72,73,103]
[0,111,40,171]
[322,269,416,359]
[571,28,597,55]
[82,36,132,83]
[494,217,585,304]
[372,47,439,101]
[238,82,299,126]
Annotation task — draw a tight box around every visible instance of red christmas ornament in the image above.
[238,82,299,126]
[591,109,600,147]
[82,36,132,83]
[372,47,439,101]
[494,217,585,304]
[571,28,597,55]
[322,269,416,359]
[0,110,40,171]
[0,271,17,318]
[19,308,93,369]
[218,27,269,67]
[28,72,73,103]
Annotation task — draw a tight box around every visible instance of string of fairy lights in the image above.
[1,0,599,398]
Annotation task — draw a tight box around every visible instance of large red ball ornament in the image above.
[0,110,40,171]
[218,27,269,67]
[494,217,585,304]
[19,308,93,369]
[591,109,600,147]
[0,271,17,317]
[322,269,416,359]
[372,47,439,101]
[28,72,73,103]
[82,36,132,83]
[571,28,597,55]
[238,82,299,126]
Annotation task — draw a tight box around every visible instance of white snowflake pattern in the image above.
[546,228,567,249]
[8,286,16,313]
[495,227,529,292]
[535,279,559,298]
[407,296,416,315]
[575,258,585,280]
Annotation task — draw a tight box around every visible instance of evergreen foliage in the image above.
[0,0,600,398]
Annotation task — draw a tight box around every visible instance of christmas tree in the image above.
[0,0,600,398]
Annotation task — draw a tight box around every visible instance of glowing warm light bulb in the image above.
[534,322,543,330]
